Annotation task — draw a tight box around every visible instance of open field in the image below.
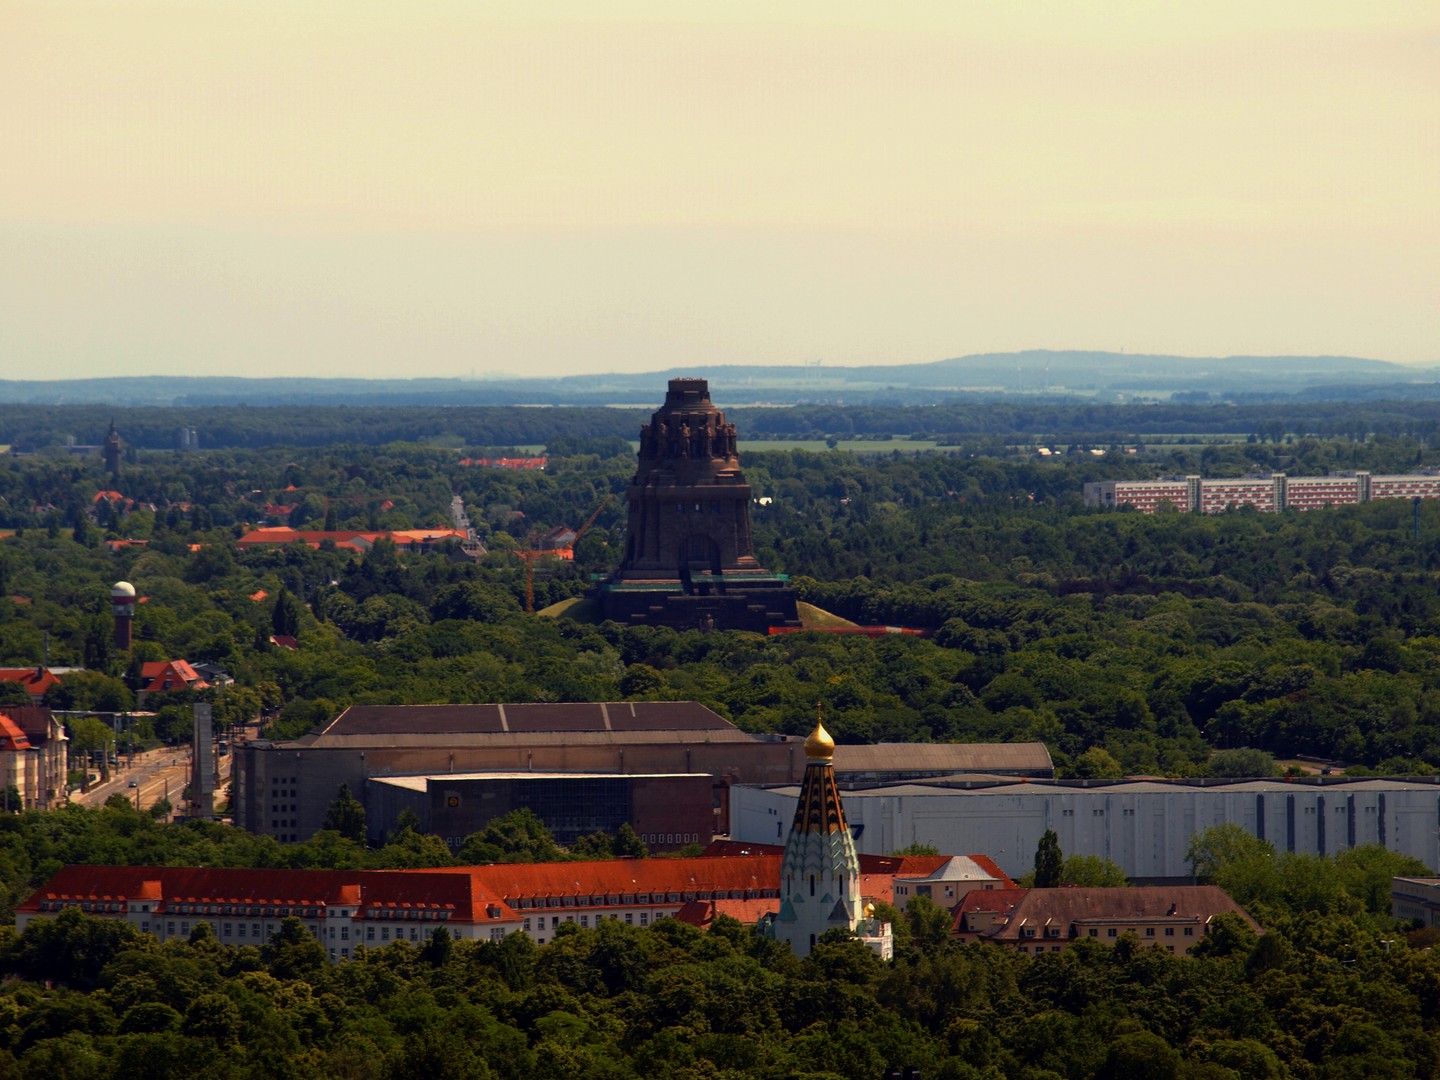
[740,439,946,454]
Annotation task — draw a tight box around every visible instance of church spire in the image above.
[770,705,890,959]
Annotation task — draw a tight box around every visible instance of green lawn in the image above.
[740,439,945,454]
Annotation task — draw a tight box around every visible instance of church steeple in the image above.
[772,707,890,958]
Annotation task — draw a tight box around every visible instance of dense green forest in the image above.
[4,419,1440,1073]
[9,397,1440,451]
[6,434,1440,771]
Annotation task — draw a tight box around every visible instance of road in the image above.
[69,745,232,818]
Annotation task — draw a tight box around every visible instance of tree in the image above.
[457,808,565,863]
[1,906,148,991]
[260,916,328,980]
[0,682,32,708]
[322,783,366,843]
[1034,829,1063,888]
[65,715,113,769]
[1208,747,1281,778]
[1061,854,1129,887]
[890,842,940,856]
[618,663,665,699]
[614,823,648,859]
[271,587,302,638]
[1187,822,1273,883]
[1070,746,1124,779]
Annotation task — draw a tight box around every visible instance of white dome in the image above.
[111,581,137,598]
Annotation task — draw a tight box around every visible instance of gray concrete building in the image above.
[731,776,1440,881]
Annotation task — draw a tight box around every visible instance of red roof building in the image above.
[17,858,783,957]
[0,668,61,703]
[951,886,1258,956]
[458,457,547,470]
[0,706,67,809]
[15,846,1009,958]
[237,528,466,554]
[0,715,32,752]
[104,539,149,553]
[139,660,209,695]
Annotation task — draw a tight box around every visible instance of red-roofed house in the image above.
[952,886,1258,956]
[458,457,547,470]
[0,714,32,808]
[237,528,466,554]
[674,896,784,930]
[0,667,61,704]
[0,706,67,808]
[139,660,209,697]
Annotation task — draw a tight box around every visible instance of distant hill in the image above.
[1,352,1433,407]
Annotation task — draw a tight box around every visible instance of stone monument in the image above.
[594,378,800,632]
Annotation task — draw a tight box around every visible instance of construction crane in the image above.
[573,493,613,545]
[518,493,615,613]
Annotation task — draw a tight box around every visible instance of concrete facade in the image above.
[731,777,1440,881]
[233,700,1053,844]
[1085,471,1440,515]
[365,771,718,852]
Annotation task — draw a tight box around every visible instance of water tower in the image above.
[112,581,136,652]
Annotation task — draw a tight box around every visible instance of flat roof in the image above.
[369,771,714,791]
[755,776,1440,798]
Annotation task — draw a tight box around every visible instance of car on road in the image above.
[128,780,138,788]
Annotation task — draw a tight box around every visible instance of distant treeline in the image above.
[9,400,1440,452]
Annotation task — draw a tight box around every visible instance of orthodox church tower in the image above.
[772,714,891,959]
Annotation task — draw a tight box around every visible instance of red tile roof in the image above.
[701,840,1013,887]
[18,866,497,924]
[0,713,33,751]
[458,457,547,470]
[953,886,1257,943]
[20,849,999,936]
[431,856,782,905]
[139,660,208,693]
[237,528,466,551]
[674,896,779,928]
[1,706,61,745]
[0,668,60,697]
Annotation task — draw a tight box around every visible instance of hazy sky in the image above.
[4,1,1437,379]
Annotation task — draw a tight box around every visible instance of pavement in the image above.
[69,744,232,818]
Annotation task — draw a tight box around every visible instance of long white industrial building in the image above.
[731,777,1440,881]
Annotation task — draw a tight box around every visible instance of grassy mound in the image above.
[796,601,858,629]
[538,595,855,630]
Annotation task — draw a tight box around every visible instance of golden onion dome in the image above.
[804,720,835,761]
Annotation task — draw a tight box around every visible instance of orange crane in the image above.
[573,493,614,546]
[518,493,614,613]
